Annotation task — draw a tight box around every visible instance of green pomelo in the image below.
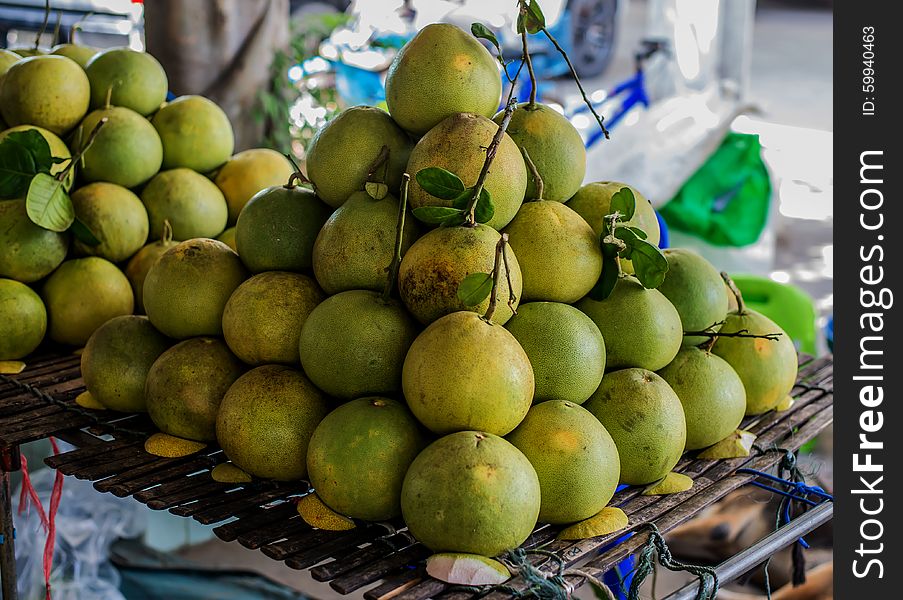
[235,186,332,273]
[0,50,20,78]
[85,47,167,116]
[0,55,89,134]
[398,224,522,325]
[80,315,170,412]
[216,227,237,252]
[213,148,294,224]
[298,290,418,399]
[657,248,729,346]
[78,106,163,188]
[306,106,413,208]
[584,368,687,485]
[41,257,134,346]
[145,337,244,442]
[222,271,324,365]
[6,48,42,57]
[143,238,248,339]
[152,95,234,173]
[401,431,540,556]
[125,238,179,313]
[504,302,605,405]
[657,348,747,450]
[140,168,228,240]
[712,309,798,415]
[307,397,427,521]
[0,278,46,360]
[566,182,660,274]
[312,191,419,295]
[577,276,681,371]
[71,182,149,262]
[403,311,534,436]
[406,113,526,230]
[386,24,502,136]
[0,125,74,189]
[502,201,602,303]
[0,199,69,282]
[493,103,586,202]
[217,365,328,480]
[49,44,98,68]
[506,400,619,524]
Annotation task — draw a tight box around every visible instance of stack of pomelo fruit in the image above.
[0,43,294,362]
[6,23,799,584]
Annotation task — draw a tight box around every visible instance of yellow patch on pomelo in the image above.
[75,391,105,410]
[144,433,207,458]
[557,507,629,540]
[776,395,795,412]
[697,429,757,459]
[211,463,252,484]
[297,493,355,531]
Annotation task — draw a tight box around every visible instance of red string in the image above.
[16,439,64,600]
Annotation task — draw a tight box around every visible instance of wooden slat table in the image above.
[0,353,833,599]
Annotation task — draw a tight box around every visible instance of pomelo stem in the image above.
[52,11,62,47]
[34,0,50,51]
[282,154,311,189]
[366,145,390,184]
[61,117,107,181]
[720,272,746,314]
[482,233,510,323]
[521,147,543,201]
[70,13,93,45]
[464,97,518,226]
[383,173,410,301]
[162,219,173,244]
[520,29,537,107]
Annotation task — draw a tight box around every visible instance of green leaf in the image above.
[71,217,101,246]
[471,23,501,54]
[523,0,546,34]
[441,211,467,227]
[0,130,54,199]
[623,225,647,240]
[610,187,636,221]
[473,188,495,224]
[630,239,669,289]
[457,272,493,306]
[365,181,389,200]
[25,173,74,232]
[412,206,464,224]
[589,254,620,301]
[415,167,466,200]
[452,189,472,210]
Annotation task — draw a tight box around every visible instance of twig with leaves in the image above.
[382,174,410,301]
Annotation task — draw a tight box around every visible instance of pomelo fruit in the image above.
[71,182,149,262]
[0,199,69,282]
[216,227,237,252]
[85,47,167,116]
[78,105,163,188]
[140,168,228,241]
[41,257,134,346]
[0,50,20,78]
[298,290,418,399]
[407,112,526,230]
[0,278,46,360]
[306,106,413,208]
[493,102,585,202]
[125,236,179,313]
[222,271,324,365]
[504,302,605,405]
[216,364,328,480]
[145,337,244,442]
[213,148,294,223]
[657,348,747,450]
[386,23,502,136]
[398,224,522,325]
[584,368,686,485]
[657,248,729,346]
[506,400,619,524]
[312,191,419,295]
[403,311,534,435]
[502,200,602,302]
[566,182,660,274]
[307,397,427,521]
[577,276,681,371]
[80,315,170,412]
[7,48,42,57]
[0,125,74,189]
[712,308,798,415]
[143,238,248,339]
[235,185,332,273]
[0,55,89,134]
[49,44,98,68]
[152,95,234,173]
[401,431,540,556]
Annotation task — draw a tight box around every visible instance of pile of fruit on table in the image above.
[0,22,799,585]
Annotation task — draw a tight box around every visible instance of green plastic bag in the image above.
[659,132,771,247]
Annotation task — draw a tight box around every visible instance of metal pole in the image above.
[0,446,20,600]
[664,501,834,600]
